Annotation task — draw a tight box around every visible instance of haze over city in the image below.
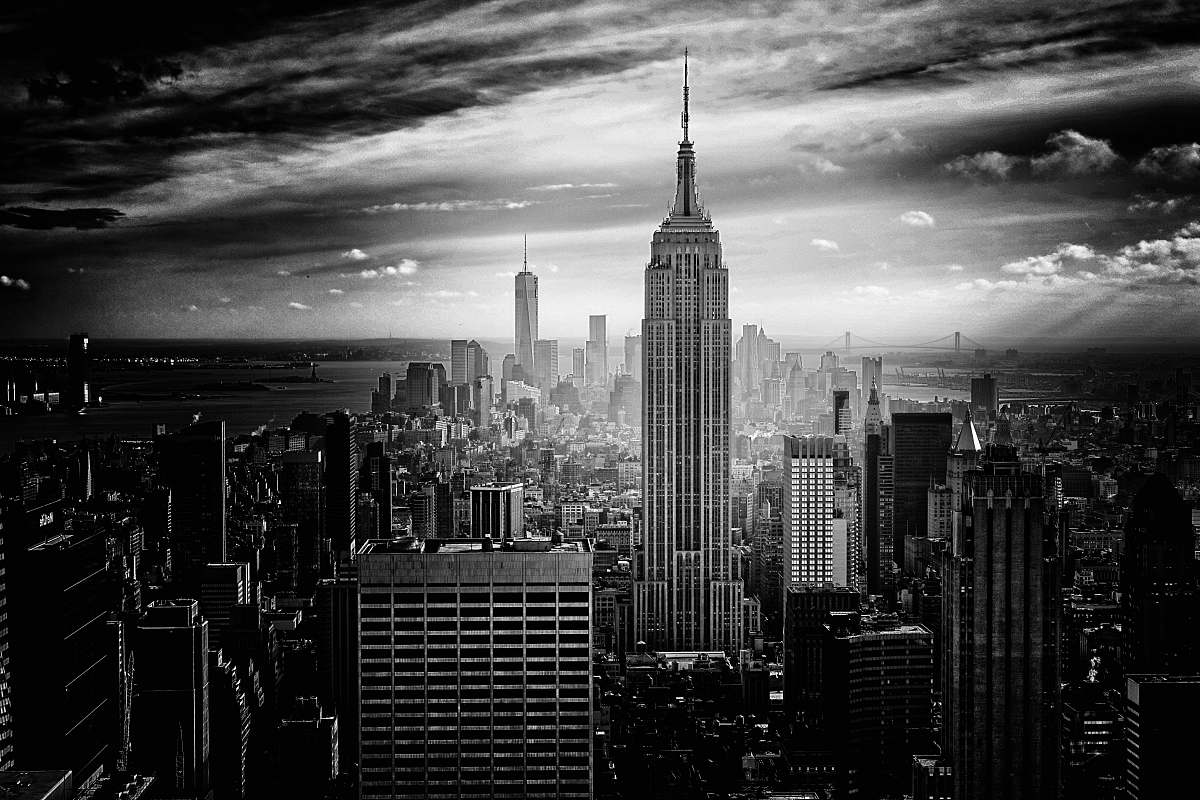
[3,0,1200,343]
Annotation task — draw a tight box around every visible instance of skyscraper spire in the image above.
[522,234,529,273]
[681,48,690,143]
[669,49,703,219]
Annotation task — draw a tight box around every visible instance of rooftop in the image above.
[360,536,588,556]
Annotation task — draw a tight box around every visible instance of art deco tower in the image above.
[634,54,744,652]
[514,238,538,375]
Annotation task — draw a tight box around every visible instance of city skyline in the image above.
[4,1,1200,343]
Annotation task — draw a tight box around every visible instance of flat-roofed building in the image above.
[357,537,592,800]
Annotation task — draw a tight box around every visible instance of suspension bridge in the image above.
[815,331,988,353]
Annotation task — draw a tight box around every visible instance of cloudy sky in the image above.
[3,0,1200,346]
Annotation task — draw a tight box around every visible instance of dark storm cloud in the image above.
[0,0,663,204]
[0,206,125,230]
[816,1,1200,92]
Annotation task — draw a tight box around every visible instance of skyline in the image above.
[4,1,1200,344]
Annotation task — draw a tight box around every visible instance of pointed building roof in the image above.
[668,49,705,221]
[952,409,983,453]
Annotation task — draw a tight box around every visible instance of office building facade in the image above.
[782,436,836,588]
[357,538,592,799]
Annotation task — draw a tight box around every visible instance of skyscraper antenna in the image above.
[523,234,528,272]
[681,48,690,143]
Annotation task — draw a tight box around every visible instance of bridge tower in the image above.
[844,331,851,349]
[954,331,961,352]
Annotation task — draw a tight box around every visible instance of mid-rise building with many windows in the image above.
[358,537,592,799]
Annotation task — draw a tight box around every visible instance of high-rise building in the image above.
[372,373,393,415]
[925,483,953,541]
[515,247,538,374]
[783,584,858,716]
[467,339,489,381]
[450,339,470,384]
[833,389,851,435]
[314,574,358,774]
[751,479,785,632]
[468,482,524,541]
[275,698,339,799]
[586,315,607,387]
[832,437,862,593]
[736,323,760,397]
[208,650,251,800]
[357,538,592,799]
[822,614,934,799]
[158,420,227,584]
[941,466,1060,800]
[1120,475,1198,673]
[534,339,559,392]
[634,56,743,652]
[782,436,835,588]
[361,442,392,539]
[281,450,325,590]
[890,413,952,570]
[1122,675,1200,800]
[133,600,211,798]
[0,513,10,771]
[406,485,437,540]
[200,563,252,651]
[67,332,91,408]
[404,362,446,409]
[450,339,489,385]
[324,412,359,565]
[608,373,640,425]
[1060,682,1123,800]
[862,384,884,595]
[8,526,114,784]
[570,348,585,380]
[624,334,643,381]
[970,373,1000,419]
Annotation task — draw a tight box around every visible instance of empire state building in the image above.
[634,55,744,652]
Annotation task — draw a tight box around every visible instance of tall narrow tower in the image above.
[635,53,743,652]
[514,237,538,375]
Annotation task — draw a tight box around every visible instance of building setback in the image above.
[357,538,592,800]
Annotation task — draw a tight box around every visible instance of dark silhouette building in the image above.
[322,412,358,566]
[132,600,210,799]
[275,698,339,800]
[8,523,115,785]
[890,413,951,570]
[208,651,251,800]
[822,614,934,799]
[782,584,859,718]
[158,420,227,585]
[281,450,325,591]
[1120,474,1198,673]
[941,465,1060,799]
[361,443,391,539]
[1123,674,1200,800]
[314,574,358,775]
